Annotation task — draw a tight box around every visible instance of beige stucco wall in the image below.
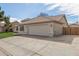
[53,23,63,36]
[24,25,29,34]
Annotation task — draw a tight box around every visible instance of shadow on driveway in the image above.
[16,34,79,44]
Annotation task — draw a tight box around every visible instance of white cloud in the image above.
[10,17,21,22]
[44,3,79,23]
[46,4,60,11]
[60,4,79,15]
[45,3,79,16]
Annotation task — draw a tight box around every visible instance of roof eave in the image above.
[19,21,64,25]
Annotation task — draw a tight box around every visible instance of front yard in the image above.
[0,32,15,39]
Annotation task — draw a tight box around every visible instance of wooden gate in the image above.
[63,27,79,35]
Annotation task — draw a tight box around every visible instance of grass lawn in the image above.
[0,32,15,39]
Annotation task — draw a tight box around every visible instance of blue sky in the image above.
[0,3,78,23]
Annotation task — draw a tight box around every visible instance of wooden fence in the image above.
[63,27,79,35]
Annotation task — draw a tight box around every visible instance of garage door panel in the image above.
[29,23,51,36]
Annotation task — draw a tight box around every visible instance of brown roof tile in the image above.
[20,15,66,25]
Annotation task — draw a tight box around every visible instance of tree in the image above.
[0,6,11,32]
[4,16,11,32]
[0,7,4,21]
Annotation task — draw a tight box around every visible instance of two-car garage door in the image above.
[28,23,53,36]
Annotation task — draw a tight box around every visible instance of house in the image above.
[21,18,31,22]
[69,21,79,27]
[11,21,20,32]
[0,22,5,32]
[13,15,68,37]
[69,24,79,27]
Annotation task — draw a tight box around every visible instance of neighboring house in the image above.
[69,21,79,27]
[0,22,5,32]
[21,18,31,22]
[14,15,68,37]
[69,24,79,27]
[11,21,20,32]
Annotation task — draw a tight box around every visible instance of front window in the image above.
[16,26,18,31]
[20,25,24,31]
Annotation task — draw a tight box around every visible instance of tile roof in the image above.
[20,15,66,25]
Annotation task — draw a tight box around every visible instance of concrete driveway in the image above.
[0,35,79,56]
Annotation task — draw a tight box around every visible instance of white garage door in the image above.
[29,23,52,36]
